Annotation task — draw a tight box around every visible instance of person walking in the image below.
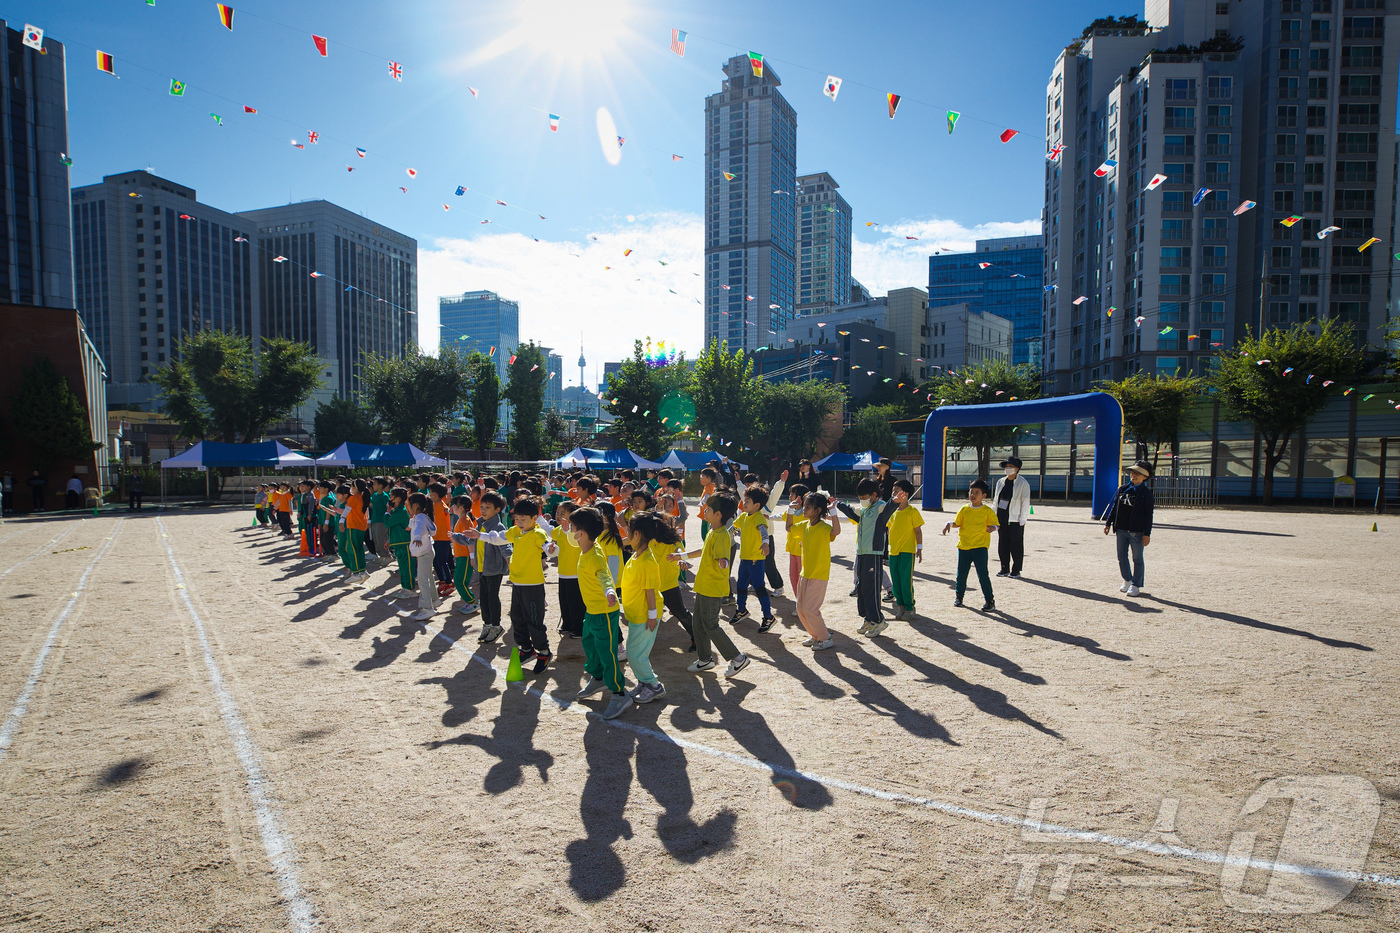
[1102,460,1155,597]
[993,457,1031,578]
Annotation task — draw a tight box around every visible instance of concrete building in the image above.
[72,171,256,407]
[928,235,1044,365]
[704,54,798,352]
[439,290,517,437]
[782,285,930,379]
[795,172,852,317]
[926,302,1014,373]
[753,318,899,403]
[1,22,74,310]
[238,201,417,399]
[539,347,564,410]
[601,361,622,394]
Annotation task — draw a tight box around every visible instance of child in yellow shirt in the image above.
[942,478,999,611]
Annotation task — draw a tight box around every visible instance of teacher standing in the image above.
[1101,460,1154,597]
[993,457,1031,577]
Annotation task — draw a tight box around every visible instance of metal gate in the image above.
[1125,467,1218,508]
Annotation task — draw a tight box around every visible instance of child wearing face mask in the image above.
[993,457,1032,578]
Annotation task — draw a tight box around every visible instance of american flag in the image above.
[670,29,686,56]
[307,130,319,144]
[388,60,402,81]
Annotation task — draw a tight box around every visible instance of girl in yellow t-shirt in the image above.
[794,492,840,649]
[620,512,681,705]
[553,501,585,638]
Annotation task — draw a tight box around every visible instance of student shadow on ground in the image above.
[1138,593,1372,651]
[565,712,738,903]
[425,683,554,794]
[976,610,1133,662]
[420,652,503,729]
[795,642,959,746]
[1016,577,1164,614]
[338,598,401,641]
[354,612,425,671]
[903,615,1052,683]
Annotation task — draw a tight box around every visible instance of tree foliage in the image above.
[9,356,100,472]
[923,359,1043,478]
[759,379,845,474]
[464,350,500,452]
[1098,371,1202,472]
[150,332,322,443]
[1209,320,1366,504]
[504,341,549,459]
[359,345,469,448]
[841,403,900,460]
[313,395,381,449]
[604,340,684,460]
[690,340,762,450]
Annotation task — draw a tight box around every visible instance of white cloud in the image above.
[417,212,704,388]
[852,217,1042,295]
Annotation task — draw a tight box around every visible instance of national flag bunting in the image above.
[1359,237,1380,252]
[22,25,43,51]
[312,35,328,57]
[1073,296,1088,305]
[616,136,625,147]
[978,262,992,269]
[1279,215,1304,227]
[1233,200,1256,216]
[999,128,1018,143]
[309,271,323,278]
[1094,159,1118,177]
[1047,144,1064,161]
[169,79,186,97]
[671,154,683,161]
[1193,187,1212,206]
[723,172,736,180]
[887,93,901,119]
[1318,225,1341,239]
[548,113,560,132]
[356,148,366,158]
[209,112,223,125]
[468,86,479,98]
[243,105,256,113]
[406,167,417,179]
[307,130,319,144]
[388,60,402,81]
[1145,173,1167,190]
[96,50,115,75]
[670,29,686,56]
[748,51,764,78]
[947,111,960,134]
[455,185,466,196]
[824,76,842,101]
[216,4,234,30]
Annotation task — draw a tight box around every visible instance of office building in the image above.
[926,302,1014,372]
[928,235,1044,365]
[72,171,256,407]
[238,201,417,398]
[753,318,899,402]
[795,172,852,317]
[539,346,564,410]
[1,22,73,310]
[601,361,622,394]
[782,285,930,379]
[439,290,517,437]
[704,54,798,352]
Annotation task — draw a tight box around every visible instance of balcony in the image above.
[1205,172,1231,185]
[1202,226,1229,240]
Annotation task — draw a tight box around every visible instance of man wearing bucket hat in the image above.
[1101,460,1155,596]
[993,456,1031,578]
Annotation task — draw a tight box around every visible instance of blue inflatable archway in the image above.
[921,391,1124,517]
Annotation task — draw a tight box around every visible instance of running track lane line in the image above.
[397,606,1400,891]
[0,525,78,583]
[0,520,121,759]
[156,517,316,933]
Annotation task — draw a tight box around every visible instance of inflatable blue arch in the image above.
[921,391,1125,517]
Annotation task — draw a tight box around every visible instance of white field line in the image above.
[156,518,316,933]
[0,520,122,758]
[0,525,78,583]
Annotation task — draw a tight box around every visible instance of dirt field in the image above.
[0,502,1396,932]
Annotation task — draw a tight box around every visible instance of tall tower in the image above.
[704,54,797,353]
[577,335,586,416]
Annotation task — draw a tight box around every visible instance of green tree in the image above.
[149,332,322,442]
[604,340,681,460]
[841,403,900,459]
[313,396,381,449]
[359,346,470,448]
[691,340,762,450]
[465,351,500,452]
[923,359,1042,478]
[1210,320,1366,504]
[9,356,101,473]
[504,341,549,459]
[759,379,845,471]
[1384,315,1400,382]
[1098,372,1202,473]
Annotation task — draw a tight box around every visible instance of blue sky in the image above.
[27,0,1118,386]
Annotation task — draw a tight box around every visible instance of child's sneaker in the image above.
[687,657,717,673]
[811,636,835,650]
[478,624,503,644]
[724,654,751,677]
[855,621,871,637]
[982,600,996,611]
[1119,580,1131,593]
[1126,585,1140,597]
[602,693,633,720]
[771,585,785,599]
[848,587,859,597]
[866,621,889,637]
[516,648,538,666]
[881,591,895,602]
[411,608,436,621]
[633,681,666,704]
[730,608,750,624]
[458,602,479,615]
[532,653,551,674]
[953,597,964,607]
[757,616,776,633]
[577,677,606,698]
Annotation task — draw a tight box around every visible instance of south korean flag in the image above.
[22,24,44,51]
[823,75,842,102]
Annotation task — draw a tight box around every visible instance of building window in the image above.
[1278,76,1300,99]
[1207,76,1232,99]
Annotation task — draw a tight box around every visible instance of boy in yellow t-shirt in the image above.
[941,478,999,611]
[552,501,585,638]
[730,486,774,630]
[468,497,555,672]
[885,479,925,623]
[670,491,750,677]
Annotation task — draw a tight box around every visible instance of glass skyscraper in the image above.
[796,172,852,318]
[440,290,518,435]
[928,235,1044,366]
[1,21,74,310]
[704,54,797,352]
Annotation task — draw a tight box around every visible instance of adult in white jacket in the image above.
[993,457,1031,578]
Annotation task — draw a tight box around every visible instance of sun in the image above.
[468,0,632,68]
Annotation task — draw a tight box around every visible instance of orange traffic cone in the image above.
[299,529,310,556]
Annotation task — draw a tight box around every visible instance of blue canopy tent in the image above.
[659,450,749,472]
[921,391,1124,517]
[554,447,666,470]
[315,442,446,468]
[812,450,907,472]
[160,441,317,505]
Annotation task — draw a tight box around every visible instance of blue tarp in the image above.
[161,441,315,469]
[812,450,907,472]
[922,391,1124,516]
[554,447,666,469]
[315,442,446,467]
[660,450,749,471]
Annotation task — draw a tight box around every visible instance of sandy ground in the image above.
[0,501,1396,932]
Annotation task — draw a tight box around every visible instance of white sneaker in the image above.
[724,654,751,677]
[1126,585,1140,597]
[1119,580,1131,593]
[771,586,785,599]
[687,657,717,673]
[801,636,816,647]
[411,608,436,621]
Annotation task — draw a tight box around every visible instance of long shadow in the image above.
[867,639,1064,740]
[806,644,959,746]
[1139,593,1373,651]
[290,589,357,624]
[413,612,473,663]
[93,757,148,788]
[354,614,424,671]
[981,610,1133,662]
[902,616,1050,683]
[419,651,503,728]
[1026,517,1295,538]
[756,625,849,700]
[425,685,554,794]
[339,599,400,640]
[283,576,345,606]
[669,679,837,809]
[1017,577,1163,614]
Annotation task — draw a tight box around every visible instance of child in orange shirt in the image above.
[449,495,479,615]
[429,482,454,596]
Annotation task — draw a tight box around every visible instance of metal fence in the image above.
[1125,470,1218,508]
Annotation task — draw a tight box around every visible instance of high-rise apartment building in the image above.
[72,171,256,407]
[439,290,518,435]
[238,201,417,398]
[2,22,73,310]
[795,172,852,317]
[539,346,564,410]
[929,235,1044,365]
[704,54,798,352]
[1042,1,1398,394]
